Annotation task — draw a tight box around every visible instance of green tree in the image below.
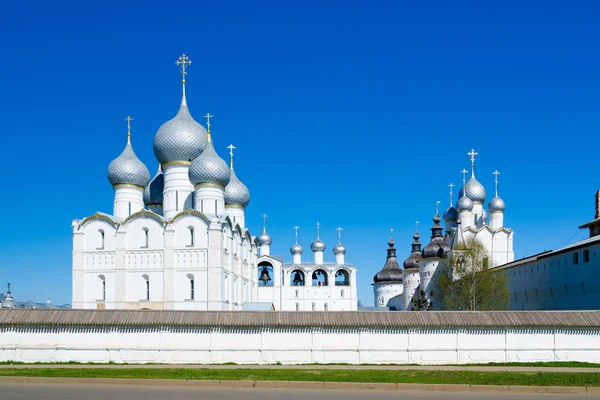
[411,289,432,311]
[436,237,509,310]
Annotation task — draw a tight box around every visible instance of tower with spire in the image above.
[372,229,404,309]
[402,223,423,311]
[256,214,273,256]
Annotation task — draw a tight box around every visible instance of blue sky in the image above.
[0,1,598,305]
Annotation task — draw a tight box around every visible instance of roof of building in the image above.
[1,309,598,328]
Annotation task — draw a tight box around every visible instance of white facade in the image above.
[2,320,599,365]
[373,282,403,308]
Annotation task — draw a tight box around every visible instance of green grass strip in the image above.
[0,368,599,387]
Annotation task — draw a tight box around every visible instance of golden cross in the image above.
[124,116,133,143]
[175,54,192,82]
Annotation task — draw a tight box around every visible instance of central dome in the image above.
[153,99,207,164]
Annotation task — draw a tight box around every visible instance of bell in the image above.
[259,267,271,284]
[292,271,304,285]
[311,271,317,280]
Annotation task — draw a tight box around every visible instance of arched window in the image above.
[201,199,204,213]
[142,228,149,248]
[311,269,328,286]
[295,303,299,312]
[295,289,299,298]
[214,199,217,214]
[98,275,106,301]
[573,252,579,265]
[188,227,195,246]
[583,250,590,263]
[311,302,316,311]
[176,192,179,211]
[341,289,344,298]
[335,270,350,286]
[142,274,150,300]
[98,229,105,249]
[291,270,305,286]
[187,274,195,300]
[223,274,229,302]
[324,303,328,311]
[258,262,274,286]
[128,202,132,216]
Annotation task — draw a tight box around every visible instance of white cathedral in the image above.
[373,150,514,310]
[71,55,357,311]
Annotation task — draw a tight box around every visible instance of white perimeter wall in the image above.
[1,326,599,365]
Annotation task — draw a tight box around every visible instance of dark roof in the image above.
[373,239,403,283]
[1,309,599,328]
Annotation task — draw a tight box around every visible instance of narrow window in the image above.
[295,290,299,298]
[190,279,195,300]
[143,228,149,248]
[215,199,218,214]
[201,199,204,213]
[189,227,195,246]
[192,195,195,209]
[574,253,579,265]
[99,230,105,249]
[324,303,328,311]
[146,280,150,300]
[128,202,131,216]
[583,250,590,263]
[176,192,179,211]
[102,280,106,301]
[312,302,316,311]
[341,289,344,298]
[295,303,299,312]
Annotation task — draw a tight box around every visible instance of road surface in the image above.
[0,382,592,400]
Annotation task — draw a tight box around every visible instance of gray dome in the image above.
[456,193,474,212]
[374,238,403,283]
[153,100,207,164]
[311,239,326,252]
[443,206,458,222]
[488,196,506,213]
[189,139,231,187]
[107,141,151,189]
[224,168,250,207]
[422,214,451,259]
[256,232,272,246]
[333,244,347,255]
[459,175,486,204]
[290,243,303,255]
[144,166,164,206]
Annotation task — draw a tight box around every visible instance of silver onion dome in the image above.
[256,232,272,246]
[333,243,347,255]
[144,165,164,206]
[107,140,151,189]
[488,196,506,213]
[290,243,303,255]
[456,192,474,212]
[311,239,326,252]
[153,99,208,165]
[189,139,231,187]
[443,206,458,222]
[224,168,250,207]
[459,175,486,204]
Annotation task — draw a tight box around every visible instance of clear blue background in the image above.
[0,0,598,306]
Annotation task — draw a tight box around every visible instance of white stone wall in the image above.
[373,282,402,309]
[1,326,599,365]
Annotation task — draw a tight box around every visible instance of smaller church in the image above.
[373,150,514,310]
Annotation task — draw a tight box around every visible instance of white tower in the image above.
[488,170,506,230]
[106,116,150,219]
[224,144,251,227]
[333,227,347,264]
[402,224,422,311]
[310,222,326,265]
[256,214,273,256]
[153,54,208,219]
[373,229,404,308]
[290,226,303,264]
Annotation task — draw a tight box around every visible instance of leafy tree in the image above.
[436,237,509,311]
[411,289,432,311]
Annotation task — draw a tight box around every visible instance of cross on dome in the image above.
[261,213,268,232]
[124,116,133,143]
[460,169,468,186]
[468,148,478,166]
[204,113,213,131]
[175,54,192,82]
[336,227,343,244]
[227,144,236,169]
[316,222,321,239]
[389,228,394,239]
[436,200,441,215]
[448,183,455,207]
[415,221,419,233]
[294,225,300,244]
[493,170,501,196]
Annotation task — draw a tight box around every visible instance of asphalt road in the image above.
[0,383,593,400]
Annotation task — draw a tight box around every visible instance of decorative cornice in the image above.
[122,209,166,226]
[170,209,210,224]
[113,183,144,191]
[195,182,225,190]
[225,203,245,209]
[80,212,118,228]
[162,161,192,168]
